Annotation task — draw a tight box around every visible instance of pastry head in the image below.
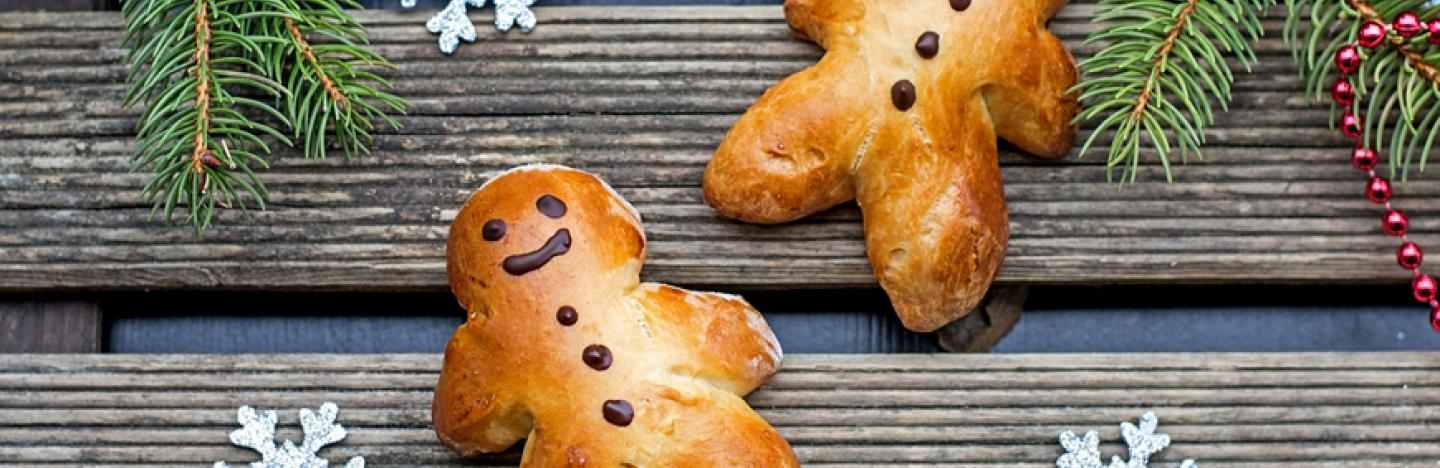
[447,165,646,314]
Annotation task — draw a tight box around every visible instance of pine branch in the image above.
[122,0,407,234]
[1287,0,1440,181]
[1073,0,1273,183]
[123,0,290,233]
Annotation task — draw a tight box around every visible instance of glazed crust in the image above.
[434,165,797,467]
[703,0,1079,332]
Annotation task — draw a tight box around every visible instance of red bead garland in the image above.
[1414,274,1438,302]
[1366,176,1392,203]
[1395,12,1424,38]
[1352,146,1377,170]
[1340,111,1363,139]
[1399,242,1424,270]
[1336,45,1362,73]
[1335,11,1440,331]
[1332,79,1356,105]
[1358,21,1387,48]
[1383,210,1409,236]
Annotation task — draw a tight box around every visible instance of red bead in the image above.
[1336,45,1362,73]
[1399,242,1424,270]
[1358,21,1387,48]
[1340,111,1363,139]
[1428,20,1440,44]
[1414,275,1437,303]
[1367,176,1392,203]
[1352,146,1377,170]
[1333,79,1356,106]
[1395,12,1423,38]
[1431,305,1440,332]
[1384,210,1409,236]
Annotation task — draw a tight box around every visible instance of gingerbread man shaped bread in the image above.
[434,165,798,466]
[704,0,1079,332]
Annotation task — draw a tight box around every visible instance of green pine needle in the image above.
[1072,0,1273,184]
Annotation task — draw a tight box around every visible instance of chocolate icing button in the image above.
[556,306,578,326]
[916,32,940,59]
[582,344,613,370]
[891,80,917,111]
[602,399,634,427]
[949,0,971,11]
[502,228,572,275]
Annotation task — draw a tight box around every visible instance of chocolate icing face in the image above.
[502,228,572,276]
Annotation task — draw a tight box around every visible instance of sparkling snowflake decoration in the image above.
[214,402,364,468]
[403,0,537,54]
[1057,412,1196,468]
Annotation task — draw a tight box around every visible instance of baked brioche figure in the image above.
[704,0,1079,332]
[434,165,798,466]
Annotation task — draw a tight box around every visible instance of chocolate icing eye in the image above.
[537,194,567,218]
[482,219,506,241]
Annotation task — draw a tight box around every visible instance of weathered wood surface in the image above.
[0,352,1435,466]
[1,5,1432,291]
[0,300,101,352]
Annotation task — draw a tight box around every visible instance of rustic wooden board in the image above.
[1,5,1433,291]
[1,352,1435,466]
[0,300,101,352]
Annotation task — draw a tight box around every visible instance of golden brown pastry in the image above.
[704,0,1079,332]
[434,165,798,467]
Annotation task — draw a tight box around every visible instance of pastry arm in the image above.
[632,283,784,395]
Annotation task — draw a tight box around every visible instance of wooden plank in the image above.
[1,3,1434,291]
[0,353,1434,466]
[0,301,100,352]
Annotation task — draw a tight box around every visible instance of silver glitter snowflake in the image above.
[1057,412,1196,468]
[213,402,364,468]
[403,0,537,54]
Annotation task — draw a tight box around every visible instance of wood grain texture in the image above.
[1,4,1433,291]
[0,301,100,352]
[0,353,1435,466]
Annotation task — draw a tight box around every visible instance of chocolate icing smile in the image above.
[502,228,572,275]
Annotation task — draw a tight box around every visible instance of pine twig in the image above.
[190,0,213,176]
[285,18,349,109]
[1073,0,1273,184]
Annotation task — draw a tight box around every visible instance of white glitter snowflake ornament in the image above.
[1057,412,1196,468]
[213,402,364,468]
[404,0,537,54]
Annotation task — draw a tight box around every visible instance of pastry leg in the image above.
[854,101,1008,332]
